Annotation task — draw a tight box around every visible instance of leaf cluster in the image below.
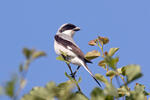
[56,36,150,100]
[1,36,150,100]
[0,48,46,100]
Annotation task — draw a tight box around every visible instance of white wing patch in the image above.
[67,46,72,50]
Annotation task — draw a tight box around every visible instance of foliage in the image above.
[0,48,46,100]
[4,75,17,98]
[0,36,150,100]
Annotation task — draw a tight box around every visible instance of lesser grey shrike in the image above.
[54,23,101,87]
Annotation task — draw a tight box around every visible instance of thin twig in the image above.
[65,63,82,92]
[114,70,121,88]
[73,66,80,76]
[13,59,32,100]
[118,74,130,92]
[66,63,73,74]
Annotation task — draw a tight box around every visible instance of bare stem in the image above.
[13,59,32,100]
[118,74,129,91]
[66,63,73,74]
[100,42,104,58]
[97,41,104,58]
[66,63,82,92]
[106,65,109,71]
[110,77,113,84]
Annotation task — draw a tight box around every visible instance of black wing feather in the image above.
[55,35,92,63]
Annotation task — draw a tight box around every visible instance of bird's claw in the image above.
[70,73,76,78]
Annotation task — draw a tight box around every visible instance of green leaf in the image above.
[88,40,97,46]
[60,50,68,57]
[116,68,122,74]
[22,87,53,100]
[56,56,70,64]
[32,51,46,59]
[65,72,78,84]
[65,72,81,85]
[23,48,46,60]
[22,82,57,100]
[69,92,88,100]
[65,72,73,80]
[21,94,44,100]
[104,83,118,97]
[106,70,116,77]
[56,56,64,61]
[126,90,145,100]
[118,86,129,97]
[95,74,108,84]
[98,60,106,70]
[57,81,75,99]
[98,36,109,45]
[45,82,57,98]
[104,56,119,70]
[78,77,82,83]
[5,75,17,98]
[108,48,119,56]
[0,86,3,95]
[91,87,105,100]
[45,82,56,90]
[122,65,142,83]
[30,87,52,99]
[85,50,100,60]
[121,66,126,76]
[105,95,114,100]
[134,83,145,94]
[128,73,143,84]
[19,63,23,72]
[23,48,34,59]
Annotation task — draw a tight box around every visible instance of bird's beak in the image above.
[73,27,80,31]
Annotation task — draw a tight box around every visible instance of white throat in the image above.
[62,30,75,37]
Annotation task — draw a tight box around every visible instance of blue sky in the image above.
[0,0,150,99]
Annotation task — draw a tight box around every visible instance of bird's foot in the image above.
[70,73,76,78]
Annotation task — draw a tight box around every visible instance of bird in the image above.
[54,23,101,87]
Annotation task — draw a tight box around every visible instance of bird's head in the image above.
[57,23,80,37]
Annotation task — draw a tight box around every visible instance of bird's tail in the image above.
[82,63,102,87]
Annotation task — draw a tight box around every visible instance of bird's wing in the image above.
[55,34,101,87]
[55,35,91,63]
